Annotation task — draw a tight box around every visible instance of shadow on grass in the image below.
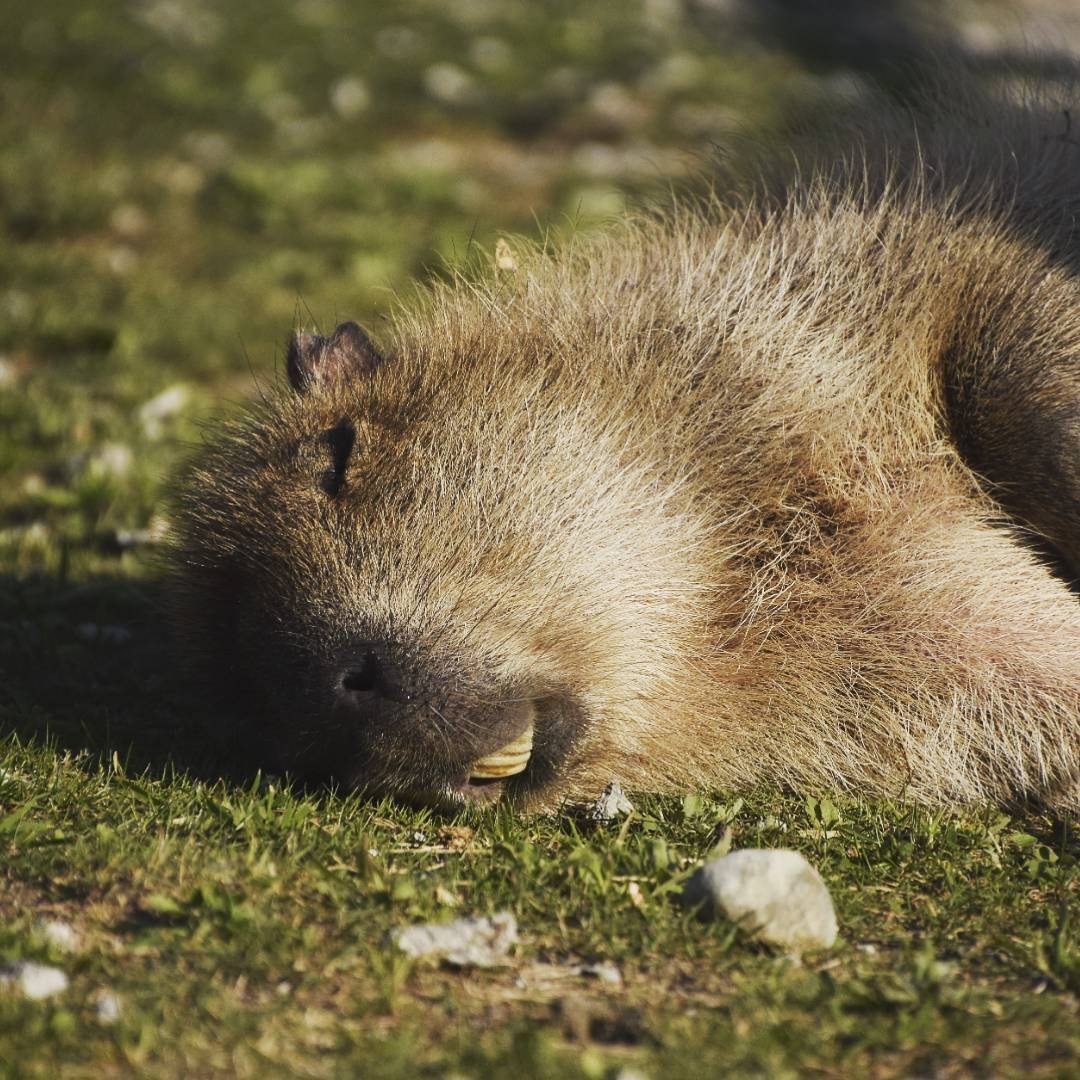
[697,0,1080,98]
[0,570,254,785]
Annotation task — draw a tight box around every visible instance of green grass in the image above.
[0,733,1077,1077]
[1,1,1078,1076]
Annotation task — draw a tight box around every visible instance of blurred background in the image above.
[1,0,1079,582]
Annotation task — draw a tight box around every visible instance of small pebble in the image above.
[0,961,69,1000]
[92,442,134,477]
[94,991,121,1024]
[577,961,622,986]
[683,848,838,951]
[113,528,153,550]
[330,76,370,118]
[37,918,79,953]
[589,779,634,821]
[424,63,474,105]
[139,384,190,439]
[391,912,517,968]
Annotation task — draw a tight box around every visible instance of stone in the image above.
[94,991,121,1024]
[577,961,622,986]
[391,912,517,968]
[683,848,838,950]
[330,76,370,119]
[589,780,634,822]
[36,918,79,952]
[139,384,189,439]
[0,961,69,1000]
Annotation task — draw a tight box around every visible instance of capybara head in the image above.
[171,311,714,810]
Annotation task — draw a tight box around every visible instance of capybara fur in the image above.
[172,72,1080,814]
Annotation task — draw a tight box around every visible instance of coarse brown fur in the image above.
[171,71,1080,814]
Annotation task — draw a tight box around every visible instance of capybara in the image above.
[171,73,1080,813]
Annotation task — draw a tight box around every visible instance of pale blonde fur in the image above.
[174,72,1080,813]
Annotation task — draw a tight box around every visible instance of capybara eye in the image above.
[318,418,356,497]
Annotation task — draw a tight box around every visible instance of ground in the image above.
[0,2,1077,1076]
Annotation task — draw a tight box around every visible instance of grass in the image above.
[0,733,1077,1076]
[1,1,1078,1076]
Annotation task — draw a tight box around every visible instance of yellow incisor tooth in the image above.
[469,724,534,780]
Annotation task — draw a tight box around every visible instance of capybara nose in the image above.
[337,645,414,705]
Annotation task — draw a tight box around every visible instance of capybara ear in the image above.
[286,321,384,393]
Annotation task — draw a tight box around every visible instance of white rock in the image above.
[391,912,517,968]
[91,443,134,478]
[94,991,121,1024]
[114,516,169,550]
[37,919,79,953]
[330,76,370,118]
[424,63,474,105]
[0,961,69,1000]
[577,961,622,986]
[589,779,634,821]
[113,528,153,549]
[139,384,189,439]
[683,848,838,951]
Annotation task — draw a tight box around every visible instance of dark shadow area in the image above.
[693,0,1080,99]
[695,0,939,92]
[0,571,254,785]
